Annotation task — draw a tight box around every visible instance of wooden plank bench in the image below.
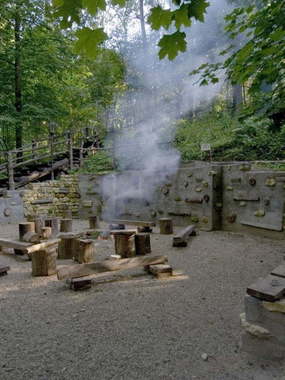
[0,238,60,256]
[108,219,156,232]
[172,225,196,247]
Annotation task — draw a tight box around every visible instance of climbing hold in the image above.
[208,170,217,176]
[239,201,246,207]
[239,164,251,171]
[254,210,265,217]
[195,187,202,193]
[174,197,182,202]
[202,181,209,188]
[3,208,11,217]
[249,177,256,186]
[226,186,233,191]
[191,216,199,223]
[265,178,276,187]
[184,181,189,188]
[203,194,210,203]
[201,216,208,224]
[162,186,169,195]
[226,214,237,223]
[264,199,270,206]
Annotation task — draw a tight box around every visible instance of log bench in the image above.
[109,219,156,233]
[0,238,59,256]
[172,225,196,247]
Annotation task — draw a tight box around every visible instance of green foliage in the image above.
[158,31,187,60]
[74,27,108,57]
[175,110,285,162]
[79,151,114,174]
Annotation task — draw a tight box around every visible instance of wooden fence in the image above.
[0,127,101,190]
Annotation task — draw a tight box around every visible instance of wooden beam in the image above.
[109,219,156,227]
[57,255,168,280]
[173,225,196,247]
[247,275,285,302]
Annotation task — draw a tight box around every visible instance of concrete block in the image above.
[244,296,285,343]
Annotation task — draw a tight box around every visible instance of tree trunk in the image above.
[232,84,243,113]
[14,3,23,156]
[138,0,147,50]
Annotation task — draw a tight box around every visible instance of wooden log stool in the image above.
[113,230,136,258]
[60,218,73,233]
[89,215,98,229]
[34,217,45,234]
[45,218,59,236]
[16,222,36,255]
[135,233,151,255]
[159,218,173,235]
[31,243,58,276]
[58,233,78,259]
[74,239,95,264]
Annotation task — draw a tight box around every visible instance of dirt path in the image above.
[0,221,284,380]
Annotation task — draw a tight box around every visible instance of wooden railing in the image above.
[0,127,101,190]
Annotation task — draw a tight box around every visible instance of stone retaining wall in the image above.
[22,174,80,219]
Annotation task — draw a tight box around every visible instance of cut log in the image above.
[109,224,125,230]
[114,233,135,258]
[159,218,173,235]
[137,226,153,233]
[110,229,137,235]
[74,239,95,264]
[31,245,57,276]
[89,216,98,229]
[34,217,44,234]
[172,225,196,247]
[60,218,73,233]
[19,222,35,241]
[135,233,151,255]
[147,264,173,279]
[22,232,41,244]
[40,227,52,240]
[109,219,156,227]
[58,234,77,259]
[57,255,168,280]
[45,218,59,236]
[67,277,92,291]
[26,239,60,254]
[247,275,285,302]
[0,265,10,276]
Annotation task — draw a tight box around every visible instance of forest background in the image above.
[0,0,284,173]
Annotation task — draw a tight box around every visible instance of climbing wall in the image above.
[155,165,222,230]
[222,164,285,233]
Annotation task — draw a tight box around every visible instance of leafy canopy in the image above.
[52,0,210,60]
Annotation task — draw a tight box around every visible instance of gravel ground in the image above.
[0,221,285,380]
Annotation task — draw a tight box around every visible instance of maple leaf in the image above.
[158,31,187,60]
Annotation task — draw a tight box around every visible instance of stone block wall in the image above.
[22,175,80,219]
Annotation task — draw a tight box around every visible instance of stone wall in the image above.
[21,175,80,219]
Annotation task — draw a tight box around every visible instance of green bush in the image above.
[79,151,114,174]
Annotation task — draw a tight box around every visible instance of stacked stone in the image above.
[241,275,285,360]
[22,174,80,219]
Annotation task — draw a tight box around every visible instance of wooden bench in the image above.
[108,220,156,233]
[0,238,60,256]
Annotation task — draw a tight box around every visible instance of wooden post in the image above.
[64,210,73,219]
[7,151,15,190]
[68,131,73,170]
[49,132,55,180]
[45,218,59,236]
[31,245,57,276]
[58,234,77,259]
[32,139,37,159]
[89,215,98,229]
[79,143,84,167]
[159,218,173,235]
[114,233,135,258]
[74,239,94,264]
[135,233,151,255]
[19,222,35,241]
[60,218,72,232]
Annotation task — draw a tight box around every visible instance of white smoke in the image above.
[100,0,231,220]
